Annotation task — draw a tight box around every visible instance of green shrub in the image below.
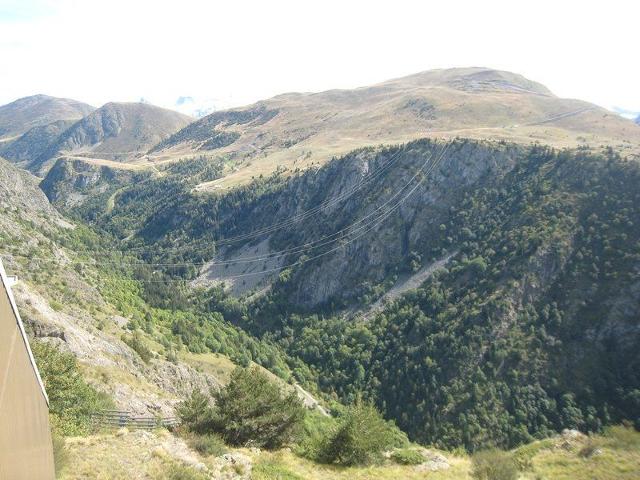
[211,367,305,449]
[295,410,337,460]
[122,331,153,363]
[176,390,215,433]
[390,448,424,465]
[317,400,406,466]
[471,449,518,480]
[31,341,114,436]
[185,432,227,457]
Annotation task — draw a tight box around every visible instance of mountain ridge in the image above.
[5,101,193,174]
[4,68,639,185]
[147,67,640,190]
[44,102,192,159]
[0,94,95,140]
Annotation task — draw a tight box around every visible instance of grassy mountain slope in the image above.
[29,102,192,173]
[37,68,640,198]
[148,67,640,189]
[0,119,76,167]
[58,425,640,480]
[0,94,94,140]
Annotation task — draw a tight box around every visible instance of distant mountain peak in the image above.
[30,101,193,171]
[0,94,95,139]
[382,67,554,96]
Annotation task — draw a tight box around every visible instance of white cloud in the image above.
[1,0,638,111]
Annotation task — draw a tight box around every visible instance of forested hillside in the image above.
[242,144,640,449]
[0,155,298,418]
[42,138,640,450]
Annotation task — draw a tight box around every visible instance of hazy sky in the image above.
[0,0,638,113]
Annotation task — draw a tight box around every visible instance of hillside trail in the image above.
[355,251,457,321]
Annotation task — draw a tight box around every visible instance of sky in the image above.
[0,0,638,115]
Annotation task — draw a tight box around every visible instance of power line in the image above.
[59,143,450,269]
[88,142,452,282]
[54,106,594,258]
[69,140,425,256]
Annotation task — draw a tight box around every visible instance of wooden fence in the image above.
[91,410,179,430]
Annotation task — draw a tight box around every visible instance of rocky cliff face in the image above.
[184,139,639,445]
[20,134,640,445]
[178,140,521,307]
[40,157,150,209]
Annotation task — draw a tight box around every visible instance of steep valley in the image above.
[0,67,639,479]
[38,137,640,450]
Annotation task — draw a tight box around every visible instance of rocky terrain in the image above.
[0,156,223,414]
[1,156,325,419]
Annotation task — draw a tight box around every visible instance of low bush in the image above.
[176,367,305,449]
[185,432,227,457]
[317,400,407,466]
[471,448,518,480]
[390,448,424,465]
[295,410,336,460]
